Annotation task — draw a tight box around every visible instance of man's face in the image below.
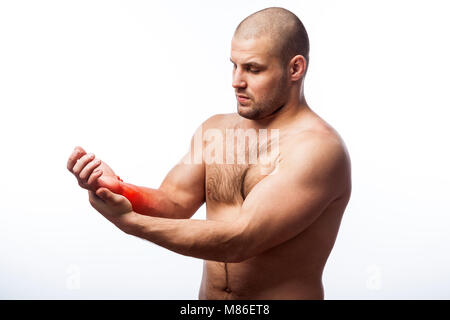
[231,36,289,120]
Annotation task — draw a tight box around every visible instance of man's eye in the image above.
[250,69,260,73]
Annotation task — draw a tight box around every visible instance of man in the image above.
[67,7,351,299]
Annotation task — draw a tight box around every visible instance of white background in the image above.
[1,0,449,299]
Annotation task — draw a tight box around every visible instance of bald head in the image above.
[234,7,309,70]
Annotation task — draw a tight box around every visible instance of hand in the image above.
[67,146,121,193]
[89,188,135,230]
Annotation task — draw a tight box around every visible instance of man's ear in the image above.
[289,55,307,81]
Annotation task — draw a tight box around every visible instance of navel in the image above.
[223,263,232,294]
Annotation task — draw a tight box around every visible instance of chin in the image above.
[237,104,260,120]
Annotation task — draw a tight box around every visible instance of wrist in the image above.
[111,175,156,216]
[116,210,140,235]
[116,175,125,194]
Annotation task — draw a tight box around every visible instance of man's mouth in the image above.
[236,95,250,104]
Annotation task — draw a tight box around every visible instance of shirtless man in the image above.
[67,7,351,299]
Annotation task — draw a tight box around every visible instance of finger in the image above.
[72,153,95,175]
[87,169,103,185]
[79,158,102,182]
[95,187,124,205]
[67,146,87,172]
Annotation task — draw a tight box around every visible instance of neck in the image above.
[242,94,310,130]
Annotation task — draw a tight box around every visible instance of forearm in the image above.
[117,181,183,219]
[123,213,245,262]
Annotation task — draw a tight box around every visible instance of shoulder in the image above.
[201,113,238,130]
[294,129,347,160]
[280,129,351,194]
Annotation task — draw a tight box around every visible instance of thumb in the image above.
[96,187,122,205]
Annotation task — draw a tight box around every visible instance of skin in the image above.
[67,34,351,300]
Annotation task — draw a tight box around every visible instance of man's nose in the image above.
[232,70,247,89]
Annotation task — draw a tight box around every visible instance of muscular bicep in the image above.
[233,136,348,261]
[158,124,206,219]
[158,154,205,218]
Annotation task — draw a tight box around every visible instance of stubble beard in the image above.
[237,74,288,120]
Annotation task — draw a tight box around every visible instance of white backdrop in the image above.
[1,0,449,299]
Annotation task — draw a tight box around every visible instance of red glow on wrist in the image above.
[115,177,150,214]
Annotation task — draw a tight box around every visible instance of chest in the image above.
[203,125,282,205]
[205,157,279,205]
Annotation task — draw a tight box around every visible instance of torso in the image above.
[198,111,351,299]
